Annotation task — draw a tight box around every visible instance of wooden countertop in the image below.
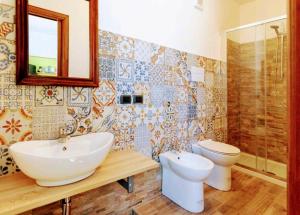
[0,150,159,215]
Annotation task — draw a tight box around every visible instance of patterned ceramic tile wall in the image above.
[0,2,227,176]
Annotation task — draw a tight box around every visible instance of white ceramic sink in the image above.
[9,132,114,187]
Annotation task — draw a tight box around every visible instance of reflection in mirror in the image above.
[28,15,58,77]
[16,0,99,87]
[28,0,90,78]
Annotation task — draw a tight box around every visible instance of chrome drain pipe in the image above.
[61,197,71,215]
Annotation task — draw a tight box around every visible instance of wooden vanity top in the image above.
[0,150,159,215]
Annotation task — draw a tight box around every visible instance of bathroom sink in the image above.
[9,132,114,187]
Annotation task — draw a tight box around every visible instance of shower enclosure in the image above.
[227,17,287,180]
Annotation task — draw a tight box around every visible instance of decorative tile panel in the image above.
[32,106,65,140]
[116,105,136,129]
[99,56,116,80]
[99,30,117,56]
[65,107,92,136]
[134,83,150,104]
[134,39,151,63]
[0,39,16,73]
[116,59,134,82]
[150,44,165,65]
[68,87,91,107]
[134,60,150,83]
[0,145,19,176]
[93,80,116,107]
[0,108,32,145]
[0,74,33,109]
[35,86,64,106]
[134,123,152,157]
[164,48,180,67]
[149,64,166,86]
[92,105,116,133]
[116,36,134,59]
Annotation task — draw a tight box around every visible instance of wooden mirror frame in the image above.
[16,0,99,87]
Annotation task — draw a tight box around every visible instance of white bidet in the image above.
[159,151,214,213]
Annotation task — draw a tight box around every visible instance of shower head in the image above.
[270,25,280,36]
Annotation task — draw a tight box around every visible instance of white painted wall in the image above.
[100,0,240,61]
[239,0,287,26]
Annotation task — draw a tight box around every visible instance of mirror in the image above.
[16,0,99,87]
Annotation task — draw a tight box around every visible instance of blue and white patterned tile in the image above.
[116,58,134,82]
[177,104,188,122]
[150,85,165,107]
[0,39,16,74]
[133,105,152,126]
[164,47,180,67]
[163,85,175,103]
[116,105,136,129]
[99,30,117,56]
[35,86,64,106]
[67,87,91,107]
[134,123,152,157]
[100,55,116,81]
[147,105,164,126]
[188,119,202,142]
[149,64,166,86]
[177,120,189,140]
[0,74,34,109]
[134,60,150,83]
[176,86,188,104]
[116,81,134,104]
[116,35,135,59]
[134,39,152,63]
[188,104,197,120]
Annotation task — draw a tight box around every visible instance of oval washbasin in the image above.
[9,132,114,187]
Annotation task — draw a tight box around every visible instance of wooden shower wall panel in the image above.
[227,38,288,164]
[265,37,288,164]
[227,39,241,149]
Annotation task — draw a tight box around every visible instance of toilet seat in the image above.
[198,140,240,156]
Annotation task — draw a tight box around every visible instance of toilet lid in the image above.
[198,140,240,155]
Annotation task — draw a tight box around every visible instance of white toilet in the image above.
[192,139,240,191]
[160,151,214,213]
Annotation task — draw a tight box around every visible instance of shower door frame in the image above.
[289,0,300,214]
[226,16,287,179]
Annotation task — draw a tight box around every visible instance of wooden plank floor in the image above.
[134,170,287,215]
